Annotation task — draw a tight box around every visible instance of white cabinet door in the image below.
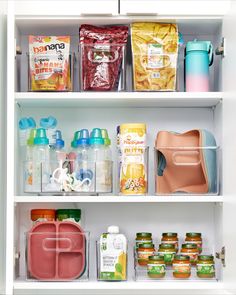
[120,0,230,16]
[14,0,118,16]
[222,0,236,293]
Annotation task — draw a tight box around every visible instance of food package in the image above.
[131,23,178,91]
[79,25,128,91]
[29,36,71,91]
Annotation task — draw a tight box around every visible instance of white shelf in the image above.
[14,279,223,291]
[14,195,224,203]
[15,92,222,108]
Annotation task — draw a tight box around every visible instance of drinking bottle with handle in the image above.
[185,40,213,92]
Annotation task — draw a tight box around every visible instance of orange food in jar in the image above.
[137,243,155,266]
[161,232,178,252]
[173,255,191,279]
[185,232,202,253]
[31,209,56,223]
[181,243,198,265]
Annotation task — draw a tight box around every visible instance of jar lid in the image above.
[31,209,56,220]
[174,255,190,261]
[186,232,202,238]
[159,243,175,250]
[136,232,152,238]
[138,243,155,249]
[198,255,214,261]
[182,243,198,249]
[148,255,164,261]
[162,232,178,237]
[56,209,81,219]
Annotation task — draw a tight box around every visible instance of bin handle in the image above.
[42,237,72,251]
[172,151,201,166]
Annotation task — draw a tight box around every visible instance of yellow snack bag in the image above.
[131,23,178,91]
[29,36,71,91]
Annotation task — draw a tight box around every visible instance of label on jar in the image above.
[196,264,215,275]
[181,252,198,263]
[147,263,166,275]
[161,240,178,250]
[138,251,154,260]
[158,251,175,263]
[185,241,202,252]
[173,263,191,274]
[135,239,152,248]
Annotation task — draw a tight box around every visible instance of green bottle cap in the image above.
[34,128,49,145]
[101,129,111,146]
[89,128,104,145]
[27,128,37,146]
[71,131,80,148]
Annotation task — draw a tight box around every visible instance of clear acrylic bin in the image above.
[118,147,149,196]
[23,160,113,195]
[96,240,128,281]
[155,146,220,195]
[79,44,126,91]
[26,223,89,281]
[28,53,74,92]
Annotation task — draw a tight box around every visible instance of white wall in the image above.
[0,1,7,294]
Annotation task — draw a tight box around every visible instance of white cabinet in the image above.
[120,0,231,16]
[4,0,236,294]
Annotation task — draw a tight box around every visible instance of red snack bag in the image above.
[79,24,128,91]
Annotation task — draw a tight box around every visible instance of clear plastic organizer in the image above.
[133,248,218,282]
[27,53,75,92]
[26,222,89,281]
[79,44,126,91]
[23,160,113,195]
[117,147,149,196]
[154,146,220,195]
[96,240,128,281]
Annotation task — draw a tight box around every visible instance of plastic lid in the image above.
[89,128,104,145]
[107,225,119,234]
[54,130,64,149]
[34,128,49,145]
[174,255,190,261]
[136,232,152,238]
[19,117,36,130]
[186,232,202,237]
[148,255,165,261]
[28,117,36,128]
[56,209,81,219]
[120,123,146,131]
[181,243,198,249]
[31,209,56,221]
[198,255,214,261]
[71,131,80,148]
[77,129,89,146]
[101,129,111,146]
[186,40,211,52]
[162,233,178,237]
[138,243,155,249]
[27,128,37,146]
[40,116,57,129]
[159,243,175,249]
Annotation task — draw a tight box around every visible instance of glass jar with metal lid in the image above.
[172,255,191,279]
[197,255,215,278]
[135,232,153,249]
[185,232,202,253]
[181,243,199,265]
[147,255,166,279]
[137,243,155,266]
[161,233,178,252]
[158,243,176,266]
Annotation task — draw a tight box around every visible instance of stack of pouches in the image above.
[155,130,217,194]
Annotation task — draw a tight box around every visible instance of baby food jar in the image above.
[137,243,155,266]
[56,209,81,225]
[136,232,153,249]
[197,255,215,278]
[161,233,178,252]
[31,209,56,223]
[173,255,191,279]
[158,243,176,266]
[185,232,202,253]
[147,255,166,279]
[181,243,199,265]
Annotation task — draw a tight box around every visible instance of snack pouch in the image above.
[79,25,128,91]
[29,36,71,91]
[131,23,178,91]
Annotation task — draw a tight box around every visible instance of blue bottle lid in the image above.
[28,117,36,128]
[54,130,64,149]
[77,129,89,146]
[40,116,57,129]
[186,40,211,52]
[34,128,49,145]
[89,128,104,145]
[19,117,36,130]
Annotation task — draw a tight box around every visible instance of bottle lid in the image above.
[120,123,146,133]
[34,128,49,145]
[40,116,57,129]
[19,117,36,130]
[101,129,111,146]
[31,209,56,221]
[71,131,80,148]
[28,117,36,128]
[186,40,211,52]
[27,128,37,146]
[77,129,89,146]
[107,225,119,234]
[56,209,81,221]
[89,128,104,145]
[53,130,64,149]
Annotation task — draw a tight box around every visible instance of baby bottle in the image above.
[18,117,36,146]
[68,130,80,173]
[101,129,112,193]
[24,128,36,192]
[40,116,57,146]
